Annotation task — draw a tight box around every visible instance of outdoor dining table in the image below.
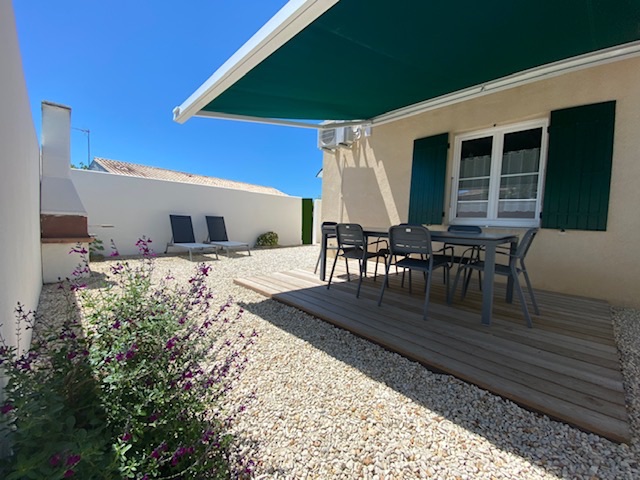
[319,224,518,326]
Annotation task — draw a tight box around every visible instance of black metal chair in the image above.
[442,224,483,288]
[378,225,452,319]
[451,228,539,328]
[326,223,388,298]
[314,221,338,274]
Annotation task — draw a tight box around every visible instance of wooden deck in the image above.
[235,263,630,443]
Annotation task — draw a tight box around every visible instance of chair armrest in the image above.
[367,238,389,251]
[455,246,481,266]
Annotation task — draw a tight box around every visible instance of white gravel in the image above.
[42,246,640,479]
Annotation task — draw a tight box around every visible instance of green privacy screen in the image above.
[302,198,313,244]
[542,101,616,231]
[408,133,449,225]
[202,0,640,121]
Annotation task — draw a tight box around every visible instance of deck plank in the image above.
[235,264,630,443]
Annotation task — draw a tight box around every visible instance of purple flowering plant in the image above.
[0,237,256,479]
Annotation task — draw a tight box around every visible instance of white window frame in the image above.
[449,118,549,228]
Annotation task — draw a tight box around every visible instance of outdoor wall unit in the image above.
[318,126,356,150]
[40,101,92,283]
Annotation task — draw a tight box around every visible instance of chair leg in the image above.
[377,256,392,306]
[512,268,533,328]
[521,266,540,315]
[356,258,366,298]
[450,265,464,304]
[373,255,380,281]
[326,252,341,290]
[463,266,474,297]
[444,266,451,304]
[423,269,433,320]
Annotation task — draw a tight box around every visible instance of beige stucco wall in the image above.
[0,0,42,352]
[322,56,640,308]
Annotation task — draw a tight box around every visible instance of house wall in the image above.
[0,1,42,352]
[322,56,640,307]
[71,169,303,256]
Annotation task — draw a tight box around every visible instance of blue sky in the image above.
[14,0,323,199]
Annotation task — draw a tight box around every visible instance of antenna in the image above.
[72,127,91,167]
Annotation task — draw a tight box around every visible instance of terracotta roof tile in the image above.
[90,158,287,196]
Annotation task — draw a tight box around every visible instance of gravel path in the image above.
[42,246,640,479]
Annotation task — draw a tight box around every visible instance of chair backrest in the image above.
[515,228,539,259]
[336,223,365,249]
[170,215,196,243]
[322,221,338,238]
[206,216,229,242]
[389,225,433,256]
[448,224,482,234]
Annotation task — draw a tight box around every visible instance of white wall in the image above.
[0,0,42,352]
[71,169,303,256]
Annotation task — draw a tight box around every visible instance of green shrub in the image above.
[255,232,278,247]
[0,238,256,479]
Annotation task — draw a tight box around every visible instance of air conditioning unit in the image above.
[318,126,356,150]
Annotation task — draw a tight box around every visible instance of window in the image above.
[450,119,548,227]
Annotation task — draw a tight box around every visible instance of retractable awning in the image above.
[174,0,640,129]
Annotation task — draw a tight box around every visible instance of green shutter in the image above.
[408,133,449,225]
[542,101,615,231]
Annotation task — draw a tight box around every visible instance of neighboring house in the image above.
[89,158,286,196]
[174,0,640,308]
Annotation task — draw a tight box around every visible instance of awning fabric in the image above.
[178,0,640,123]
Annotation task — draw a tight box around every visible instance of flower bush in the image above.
[0,238,256,479]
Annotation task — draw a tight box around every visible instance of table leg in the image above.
[319,231,328,281]
[481,242,496,326]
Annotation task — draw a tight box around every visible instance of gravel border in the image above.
[37,246,640,479]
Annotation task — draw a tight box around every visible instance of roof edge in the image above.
[173,0,339,124]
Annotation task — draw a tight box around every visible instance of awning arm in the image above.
[190,110,370,130]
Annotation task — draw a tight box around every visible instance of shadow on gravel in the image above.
[238,297,639,480]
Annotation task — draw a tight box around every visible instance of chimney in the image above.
[40,101,92,283]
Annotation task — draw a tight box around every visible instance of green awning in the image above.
[175,0,640,125]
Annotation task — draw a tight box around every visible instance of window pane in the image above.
[498,127,542,219]
[499,174,539,199]
[457,137,492,219]
[458,178,490,201]
[502,128,542,175]
[502,148,540,175]
[457,202,488,218]
[498,200,536,219]
[460,137,492,179]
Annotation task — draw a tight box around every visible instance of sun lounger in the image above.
[205,216,251,257]
[165,214,219,261]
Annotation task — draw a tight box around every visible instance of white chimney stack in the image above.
[40,101,91,283]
